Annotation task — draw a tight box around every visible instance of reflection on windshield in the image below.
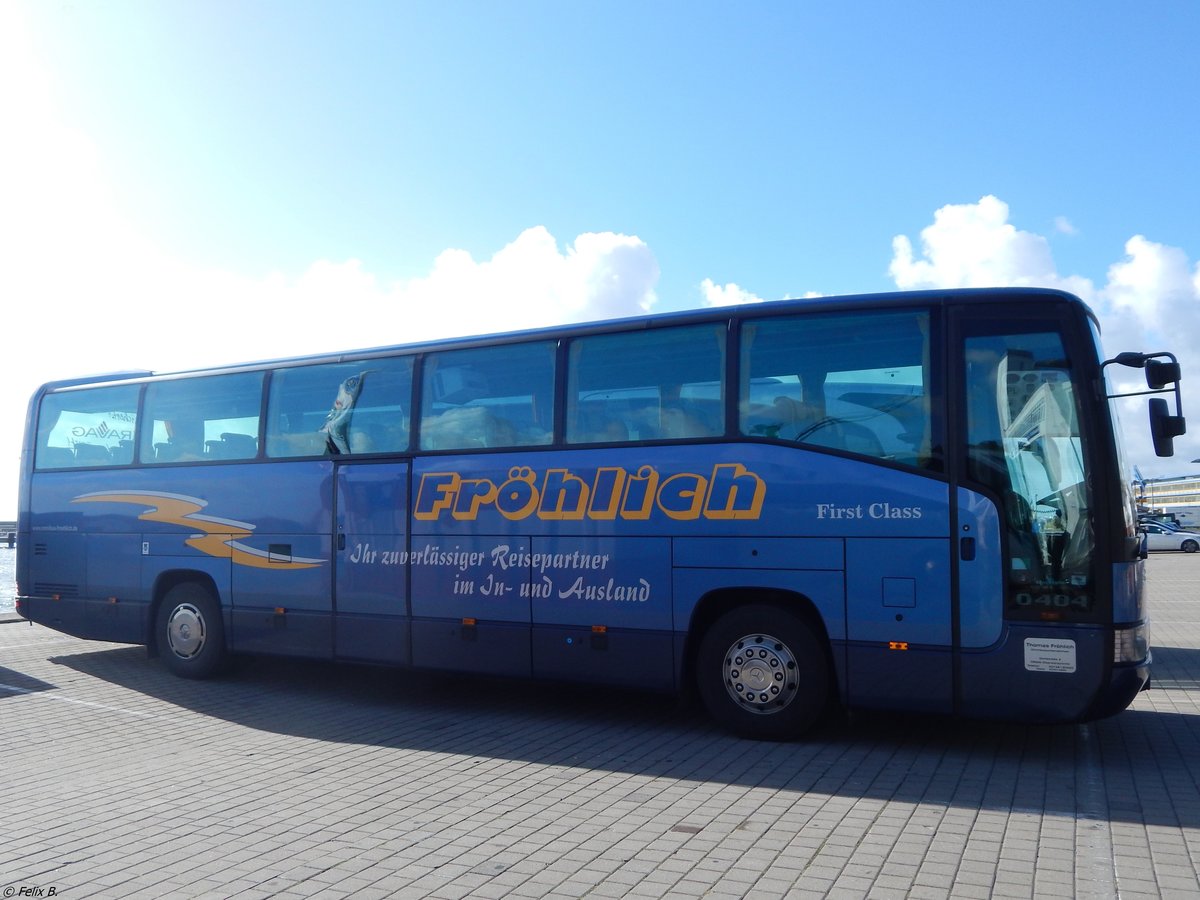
[967,333,1093,615]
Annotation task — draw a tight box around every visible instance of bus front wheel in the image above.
[696,604,830,740]
[156,583,225,679]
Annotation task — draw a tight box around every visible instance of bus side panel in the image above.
[410,619,531,677]
[844,538,953,714]
[958,623,1112,721]
[531,536,672,689]
[230,533,333,659]
[84,532,145,643]
[410,535,531,623]
[672,536,845,573]
[845,539,951,645]
[23,530,87,637]
[532,627,674,691]
[532,536,671,629]
[844,646,953,713]
[228,465,334,658]
[410,536,532,677]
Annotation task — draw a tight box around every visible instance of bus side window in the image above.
[267,357,413,458]
[141,372,262,465]
[418,343,554,451]
[566,324,726,444]
[740,310,935,469]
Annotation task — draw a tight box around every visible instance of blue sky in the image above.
[2,1,1199,516]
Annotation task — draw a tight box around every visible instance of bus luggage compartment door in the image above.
[844,538,952,713]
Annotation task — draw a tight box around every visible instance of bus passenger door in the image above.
[953,312,1096,718]
[335,461,411,664]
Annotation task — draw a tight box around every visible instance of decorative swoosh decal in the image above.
[73,490,324,570]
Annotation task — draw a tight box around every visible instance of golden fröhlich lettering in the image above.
[414,463,766,522]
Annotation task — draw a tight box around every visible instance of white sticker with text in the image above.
[1023,638,1077,673]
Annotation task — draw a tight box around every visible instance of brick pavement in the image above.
[1,555,1198,899]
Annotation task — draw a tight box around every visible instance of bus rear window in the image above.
[36,385,140,468]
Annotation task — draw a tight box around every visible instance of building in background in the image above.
[1136,472,1200,528]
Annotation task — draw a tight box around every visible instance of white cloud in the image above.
[395,227,659,337]
[701,279,766,307]
[889,195,1092,296]
[1100,235,1198,344]
[1054,216,1078,236]
[889,197,1200,472]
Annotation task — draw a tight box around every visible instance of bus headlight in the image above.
[1114,623,1150,664]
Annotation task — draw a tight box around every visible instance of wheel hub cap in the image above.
[166,603,206,659]
[722,632,798,715]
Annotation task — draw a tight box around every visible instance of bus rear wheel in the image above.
[156,583,225,679]
[696,604,830,740]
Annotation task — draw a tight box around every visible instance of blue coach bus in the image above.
[15,288,1185,739]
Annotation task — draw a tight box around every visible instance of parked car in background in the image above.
[1141,521,1200,553]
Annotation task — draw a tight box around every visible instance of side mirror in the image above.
[1146,359,1181,390]
[1105,351,1185,456]
[1150,397,1187,457]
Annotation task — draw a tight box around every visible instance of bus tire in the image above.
[696,603,830,740]
[156,583,225,679]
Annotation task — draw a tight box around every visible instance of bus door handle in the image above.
[960,537,976,561]
[337,533,346,551]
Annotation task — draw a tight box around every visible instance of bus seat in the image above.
[485,416,518,447]
[421,406,490,450]
[660,404,711,439]
[348,424,384,453]
[155,442,180,462]
[572,409,630,443]
[219,432,258,459]
[770,397,820,439]
[111,440,135,464]
[773,397,885,457]
[41,447,76,468]
[592,418,630,442]
[73,443,112,465]
[825,421,885,458]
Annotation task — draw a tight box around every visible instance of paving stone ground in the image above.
[1,554,1198,899]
